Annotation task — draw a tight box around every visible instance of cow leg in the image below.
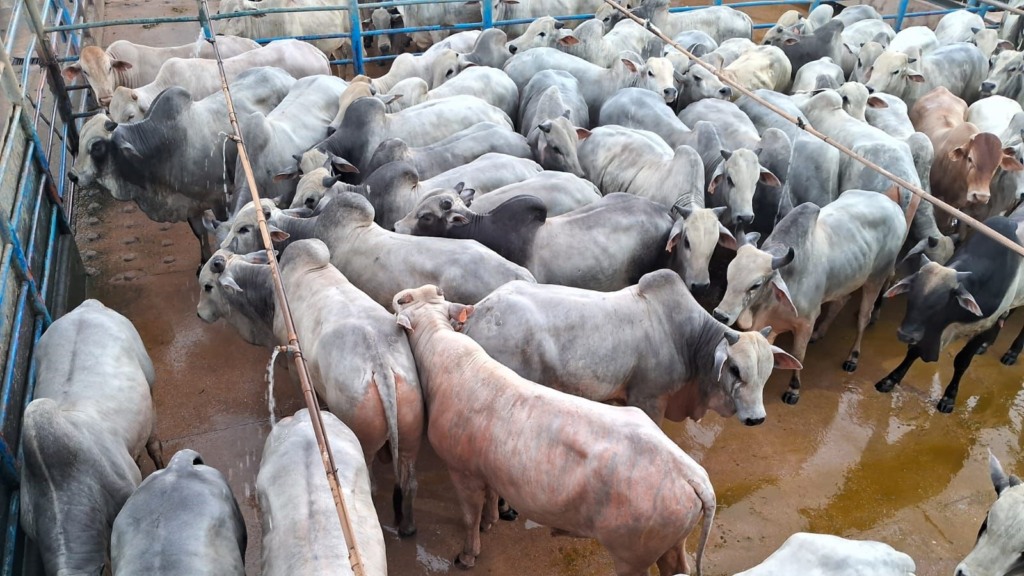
[450,472,486,569]
[875,347,921,392]
[939,324,1002,413]
[146,424,164,469]
[497,498,518,521]
[187,215,213,273]
[393,371,422,537]
[655,539,689,576]
[811,294,850,343]
[781,322,813,405]
[843,283,884,372]
[1001,320,1024,365]
[870,289,885,326]
[481,487,500,532]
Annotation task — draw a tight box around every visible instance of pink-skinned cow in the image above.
[393,284,716,576]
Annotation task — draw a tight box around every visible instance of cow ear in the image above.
[202,210,222,232]
[396,311,413,331]
[448,212,470,225]
[713,336,730,381]
[708,173,723,194]
[867,96,888,108]
[456,184,475,204]
[242,251,270,265]
[273,169,300,182]
[784,37,799,45]
[906,70,925,83]
[758,167,781,188]
[219,276,243,294]
[665,218,684,253]
[955,285,984,317]
[558,35,580,46]
[116,139,143,160]
[740,231,760,247]
[884,274,915,298]
[331,155,360,174]
[771,346,803,370]
[448,303,474,329]
[62,63,82,82]
[770,275,798,316]
[989,450,1023,496]
[379,93,402,105]
[575,127,591,141]
[949,146,967,161]
[621,58,640,73]
[111,59,132,72]
[268,225,290,243]
[1001,149,1024,172]
[718,222,738,250]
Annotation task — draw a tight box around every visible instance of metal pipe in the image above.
[976,0,1024,17]
[896,0,911,30]
[22,0,78,153]
[195,2,367,573]
[603,0,1024,260]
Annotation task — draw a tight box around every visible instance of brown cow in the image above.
[910,86,1023,231]
[393,284,716,576]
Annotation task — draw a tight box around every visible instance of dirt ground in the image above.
[71,1,1024,575]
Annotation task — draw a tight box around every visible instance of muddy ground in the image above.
[70,1,1023,575]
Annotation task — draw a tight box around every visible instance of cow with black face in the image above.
[877,215,1024,413]
[956,452,1024,576]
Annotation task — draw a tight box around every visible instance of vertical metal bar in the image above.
[4,0,26,56]
[482,0,493,29]
[1,492,20,576]
[895,0,911,31]
[21,0,79,152]
[349,0,364,75]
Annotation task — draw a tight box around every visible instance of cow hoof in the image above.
[398,524,417,538]
[875,378,897,393]
[479,521,494,533]
[454,554,475,570]
[842,359,858,372]
[499,507,519,522]
[976,342,991,355]
[781,390,800,405]
[937,397,955,414]
[1001,352,1019,366]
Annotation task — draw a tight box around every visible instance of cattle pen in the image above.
[4,0,1024,574]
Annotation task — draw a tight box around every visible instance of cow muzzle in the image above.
[718,86,732,99]
[733,213,754,226]
[966,190,991,205]
[507,44,518,54]
[663,87,677,103]
[744,416,765,426]
[712,309,733,324]
[689,281,710,293]
[896,327,922,346]
[980,81,996,96]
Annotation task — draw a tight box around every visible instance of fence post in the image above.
[349,0,364,76]
[894,0,910,31]
[483,0,493,30]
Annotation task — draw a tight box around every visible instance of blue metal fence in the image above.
[0,0,1013,572]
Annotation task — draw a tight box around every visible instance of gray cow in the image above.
[315,191,535,306]
[598,88,692,148]
[469,171,601,216]
[957,452,1024,576]
[21,299,162,576]
[111,449,246,576]
[258,409,387,576]
[68,67,296,264]
[713,190,907,405]
[462,269,799,424]
[864,43,987,108]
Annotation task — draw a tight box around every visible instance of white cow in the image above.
[957,452,1024,576]
[735,533,916,576]
[217,0,349,59]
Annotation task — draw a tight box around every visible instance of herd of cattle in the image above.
[20,0,1024,574]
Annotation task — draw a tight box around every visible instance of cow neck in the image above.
[404,307,466,401]
[687,310,728,398]
[107,47,142,88]
[224,262,276,345]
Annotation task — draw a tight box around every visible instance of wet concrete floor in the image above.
[72,1,1024,575]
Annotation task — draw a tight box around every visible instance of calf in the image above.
[713,190,907,405]
[877,215,1024,412]
[956,452,1024,576]
[462,269,798,423]
[111,449,246,576]
[392,284,716,575]
[21,300,162,576]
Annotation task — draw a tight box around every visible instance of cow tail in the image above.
[692,477,717,576]
[372,365,403,511]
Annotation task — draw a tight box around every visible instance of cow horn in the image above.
[554,20,565,29]
[759,326,772,338]
[436,286,444,297]
[771,247,795,270]
[724,330,740,346]
[672,204,693,218]
[322,175,340,188]
[955,271,972,285]
[210,255,226,274]
[537,120,552,134]
[719,149,732,160]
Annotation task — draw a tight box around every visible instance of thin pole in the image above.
[602,0,1024,259]
[194,1,367,574]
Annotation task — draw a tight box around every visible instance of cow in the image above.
[671,58,734,108]
[518,70,590,137]
[197,249,277,346]
[876,214,1024,413]
[864,43,987,108]
[387,67,519,119]
[217,0,348,60]
[398,0,479,51]
[888,26,941,54]
[630,0,753,43]
[839,19,895,78]
[910,86,1024,231]
[574,125,705,208]
[61,35,259,107]
[598,88,692,148]
[315,95,513,178]
[395,190,724,291]
[791,57,845,94]
[461,269,798,423]
[459,28,513,69]
[327,76,376,135]
[766,20,845,80]
[713,190,908,405]
[853,40,885,83]
[502,48,676,125]
[363,7,405,58]
[370,49,463,94]
[966,96,1024,224]
[275,239,423,536]
[935,10,986,45]
[735,533,916,576]
[478,0,605,37]
[555,19,662,68]
[314,191,535,307]
[468,171,601,216]
[68,66,296,265]
[111,449,246,576]
[21,299,163,576]
[258,409,388,576]
[956,452,1024,576]
[980,48,1024,105]
[392,283,717,575]
[716,45,793,95]
[361,124,531,183]
[106,39,329,122]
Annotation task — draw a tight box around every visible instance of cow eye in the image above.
[856,58,862,67]
[89,139,106,157]
[551,146,562,155]
[419,213,434,222]
[729,364,741,379]
[648,70,654,77]
[538,32,546,38]
[892,70,899,75]
[204,284,213,293]
[239,226,250,234]
[694,76,702,83]
[683,236,690,250]
[749,281,763,291]
[726,176,734,187]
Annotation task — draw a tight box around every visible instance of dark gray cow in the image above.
[598,88,691,148]
[21,299,162,576]
[765,19,845,79]
[197,249,277,346]
[111,449,246,576]
[68,67,295,264]
[462,269,799,424]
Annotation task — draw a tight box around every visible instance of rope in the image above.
[267,346,281,426]
[602,0,1024,259]
[195,2,367,574]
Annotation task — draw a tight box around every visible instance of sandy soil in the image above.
[70,1,1024,575]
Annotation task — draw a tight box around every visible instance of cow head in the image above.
[366,8,401,54]
[393,284,469,333]
[666,206,735,293]
[950,132,1024,205]
[864,50,925,99]
[62,45,132,108]
[838,81,887,122]
[506,16,565,54]
[219,200,288,254]
[853,41,884,84]
[429,49,462,88]
[196,248,276,346]
[68,114,119,194]
[713,243,797,329]
[623,56,677,104]
[674,60,732,107]
[393,185,476,235]
[709,327,801,426]
[214,0,251,38]
[107,86,145,123]
[981,49,1024,100]
[955,452,1024,576]
[708,149,780,228]
[883,260,982,361]
[329,78,376,134]
[531,114,588,177]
